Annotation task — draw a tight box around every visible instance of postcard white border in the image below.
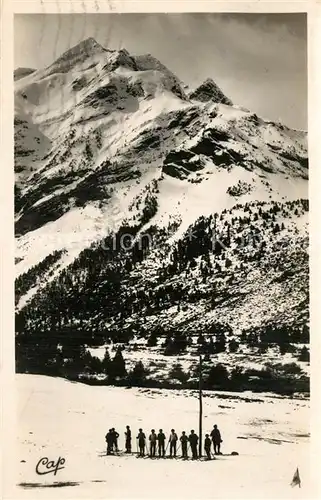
[1,1,321,499]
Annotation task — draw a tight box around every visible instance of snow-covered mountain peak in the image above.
[54,37,106,63]
[189,77,233,105]
[41,37,107,78]
[14,41,191,147]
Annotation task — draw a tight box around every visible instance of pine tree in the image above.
[301,324,309,343]
[88,355,103,375]
[206,364,229,389]
[85,142,92,161]
[147,331,158,347]
[229,366,245,389]
[215,332,226,353]
[163,332,173,348]
[240,330,247,344]
[168,363,189,384]
[208,336,216,354]
[229,338,239,353]
[127,361,148,386]
[172,332,188,353]
[164,332,188,355]
[110,348,127,379]
[298,346,310,362]
[102,347,111,375]
[247,332,259,348]
[225,257,232,268]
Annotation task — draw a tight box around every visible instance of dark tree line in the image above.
[16,342,150,387]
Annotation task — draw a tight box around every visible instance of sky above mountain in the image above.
[14,13,307,130]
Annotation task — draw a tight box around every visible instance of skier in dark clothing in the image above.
[111,428,119,452]
[180,431,188,459]
[137,429,146,456]
[125,425,132,453]
[105,429,114,455]
[188,430,198,459]
[204,434,212,460]
[210,424,222,455]
[169,429,178,457]
[157,429,166,457]
[149,429,157,457]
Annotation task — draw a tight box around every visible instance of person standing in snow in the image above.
[149,429,157,457]
[210,424,222,455]
[180,431,188,459]
[137,428,146,456]
[169,429,178,457]
[105,429,114,455]
[204,434,212,460]
[188,430,198,459]
[111,428,120,452]
[157,429,166,458]
[125,425,132,453]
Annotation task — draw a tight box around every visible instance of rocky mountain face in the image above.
[14,67,36,81]
[14,38,309,393]
[189,77,233,105]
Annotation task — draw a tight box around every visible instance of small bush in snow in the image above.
[168,363,189,384]
[127,361,149,386]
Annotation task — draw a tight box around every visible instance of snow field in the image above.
[15,374,313,499]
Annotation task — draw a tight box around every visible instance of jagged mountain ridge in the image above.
[14,38,309,382]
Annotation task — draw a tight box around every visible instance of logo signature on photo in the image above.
[35,457,66,476]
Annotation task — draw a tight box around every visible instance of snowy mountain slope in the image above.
[15,92,307,250]
[14,103,52,188]
[14,38,309,388]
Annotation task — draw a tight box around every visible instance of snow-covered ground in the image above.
[14,374,314,499]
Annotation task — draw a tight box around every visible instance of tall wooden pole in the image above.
[199,354,203,457]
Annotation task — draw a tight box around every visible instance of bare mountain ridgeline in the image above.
[14,38,309,394]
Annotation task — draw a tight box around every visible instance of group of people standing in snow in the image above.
[105,425,222,460]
